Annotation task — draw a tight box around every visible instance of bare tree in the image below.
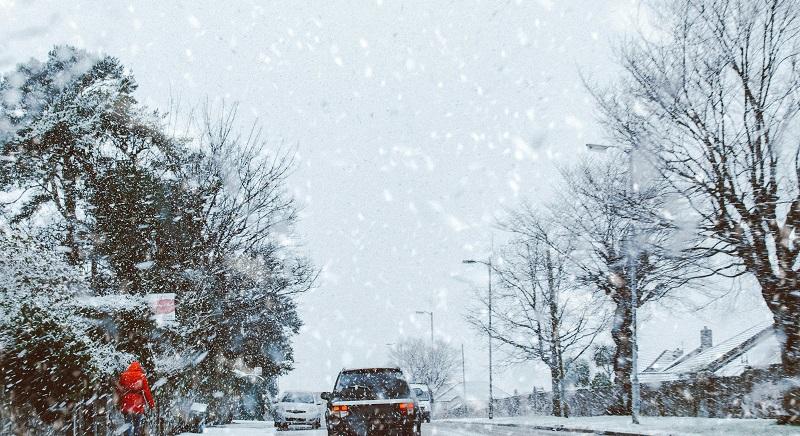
[555,160,711,414]
[181,103,299,269]
[171,103,316,393]
[470,215,607,417]
[593,0,800,421]
[388,338,459,395]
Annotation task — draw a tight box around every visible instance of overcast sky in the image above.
[1,0,774,394]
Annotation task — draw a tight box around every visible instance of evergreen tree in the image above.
[0,234,149,429]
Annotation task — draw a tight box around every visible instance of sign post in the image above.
[145,293,176,326]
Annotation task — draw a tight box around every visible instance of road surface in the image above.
[179,420,571,435]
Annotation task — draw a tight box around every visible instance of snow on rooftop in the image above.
[643,348,684,373]
[640,321,776,384]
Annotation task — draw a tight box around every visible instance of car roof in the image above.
[340,367,402,373]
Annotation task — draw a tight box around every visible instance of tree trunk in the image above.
[609,295,632,415]
[62,154,80,265]
[549,363,563,417]
[558,356,569,418]
[771,285,800,424]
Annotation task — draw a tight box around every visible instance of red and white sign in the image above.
[145,293,177,326]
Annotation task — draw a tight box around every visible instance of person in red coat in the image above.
[117,361,155,436]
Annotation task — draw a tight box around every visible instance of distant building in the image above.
[639,321,781,384]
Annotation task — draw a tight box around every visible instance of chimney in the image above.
[700,326,713,350]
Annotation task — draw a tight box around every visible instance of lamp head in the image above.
[585,143,614,152]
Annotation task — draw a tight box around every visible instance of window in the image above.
[281,392,315,404]
[412,387,430,401]
[335,369,410,400]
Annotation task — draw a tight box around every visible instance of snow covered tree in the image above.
[0,233,147,432]
[566,359,592,388]
[592,344,615,386]
[1,47,315,430]
[594,0,800,422]
[160,104,315,406]
[0,46,160,265]
[91,160,203,295]
[471,216,607,417]
[387,337,459,395]
[556,160,709,415]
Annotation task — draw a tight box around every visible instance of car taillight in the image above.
[330,404,349,417]
[398,402,414,414]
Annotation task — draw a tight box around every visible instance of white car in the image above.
[409,383,433,423]
[273,391,324,430]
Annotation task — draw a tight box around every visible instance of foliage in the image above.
[592,344,615,383]
[591,372,613,389]
[0,46,315,431]
[0,234,144,427]
[566,359,592,388]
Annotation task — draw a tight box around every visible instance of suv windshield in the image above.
[335,369,410,400]
[280,392,314,403]
[411,387,430,401]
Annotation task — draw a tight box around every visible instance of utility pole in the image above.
[462,236,494,420]
[488,251,493,420]
[627,148,641,424]
[461,344,466,404]
[430,312,434,344]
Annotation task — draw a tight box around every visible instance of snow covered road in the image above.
[179,420,567,435]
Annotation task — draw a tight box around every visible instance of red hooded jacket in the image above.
[117,361,155,414]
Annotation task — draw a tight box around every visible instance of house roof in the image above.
[639,321,775,384]
[642,348,683,373]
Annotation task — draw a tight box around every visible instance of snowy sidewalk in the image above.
[442,415,800,435]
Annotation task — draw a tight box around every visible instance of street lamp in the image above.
[462,256,494,420]
[414,310,434,344]
[585,143,615,152]
[585,142,641,425]
[461,344,467,406]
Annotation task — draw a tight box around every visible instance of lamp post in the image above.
[585,142,640,425]
[461,344,467,405]
[462,254,493,420]
[415,310,434,344]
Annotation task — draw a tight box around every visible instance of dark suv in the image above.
[322,367,421,436]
